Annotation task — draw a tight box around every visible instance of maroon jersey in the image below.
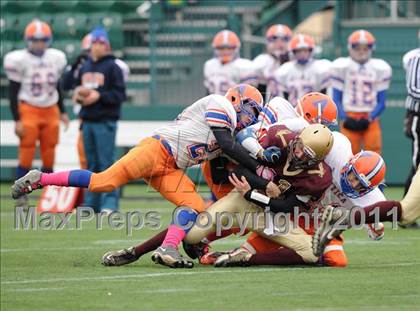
[260,124,332,200]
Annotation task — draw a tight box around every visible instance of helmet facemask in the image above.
[236,98,261,130]
[267,35,290,59]
[340,162,374,199]
[27,37,50,56]
[349,43,373,64]
[288,138,319,170]
[214,46,238,64]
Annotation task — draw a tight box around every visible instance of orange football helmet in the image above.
[340,151,386,198]
[296,92,338,127]
[225,84,263,129]
[289,34,315,51]
[24,19,52,41]
[265,24,292,58]
[24,19,52,55]
[212,30,241,64]
[289,34,315,64]
[348,29,376,49]
[347,29,375,63]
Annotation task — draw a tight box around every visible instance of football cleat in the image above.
[214,248,252,267]
[182,241,209,260]
[101,247,138,266]
[11,170,43,199]
[312,205,350,257]
[200,251,229,265]
[151,246,194,269]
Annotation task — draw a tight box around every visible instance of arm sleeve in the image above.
[56,83,66,114]
[209,156,231,184]
[231,165,269,191]
[211,127,259,171]
[98,64,127,105]
[60,67,78,91]
[370,90,386,120]
[332,88,346,120]
[244,190,306,213]
[9,80,21,121]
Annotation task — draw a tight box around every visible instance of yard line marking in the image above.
[2,262,419,286]
[0,267,305,285]
[5,287,65,293]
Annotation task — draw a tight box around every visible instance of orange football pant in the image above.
[88,137,206,212]
[244,232,347,267]
[18,102,60,170]
[201,160,234,200]
[341,112,382,155]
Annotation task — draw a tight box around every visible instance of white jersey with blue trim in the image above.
[271,58,331,106]
[258,96,308,131]
[321,131,386,210]
[3,48,67,107]
[252,53,283,101]
[203,57,257,95]
[155,94,237,169]
[330,57,392,113]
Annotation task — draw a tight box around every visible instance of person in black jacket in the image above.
[72,26,126,213]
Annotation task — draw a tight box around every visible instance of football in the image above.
[77,87,92,97]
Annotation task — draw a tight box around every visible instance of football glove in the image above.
[343,117,370,131]
[259,146,282,163]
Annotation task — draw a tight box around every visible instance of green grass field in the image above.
[1,184,419,311]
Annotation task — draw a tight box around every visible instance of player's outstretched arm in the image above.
[211,127,259,171]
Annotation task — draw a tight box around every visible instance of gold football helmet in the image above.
[289,124,334,169]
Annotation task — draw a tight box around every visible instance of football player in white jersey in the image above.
[270,34,331,106]
[238,92,338,159]
[252,24,292,101]
[210,94,390,267]
[203,30,257,95]
[3,19,68,207]
[12,84,267,268]
[314,156,420,257]
[331,29,392,155]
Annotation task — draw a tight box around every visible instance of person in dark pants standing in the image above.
[72,26,126,213]
[402,47,419,228]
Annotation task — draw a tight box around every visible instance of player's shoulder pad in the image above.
[326,131,353,163]
[4,49,25,65]
[370,58,392,74]
[253,53,271,64]
[46,48,67,60]
[3,50,26,80]
[275,60,293,78]
[332,57,350,68]
[204,57,218,67]
[314,58,332,68]
[206,94,237,127]
[268,96,292,109]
